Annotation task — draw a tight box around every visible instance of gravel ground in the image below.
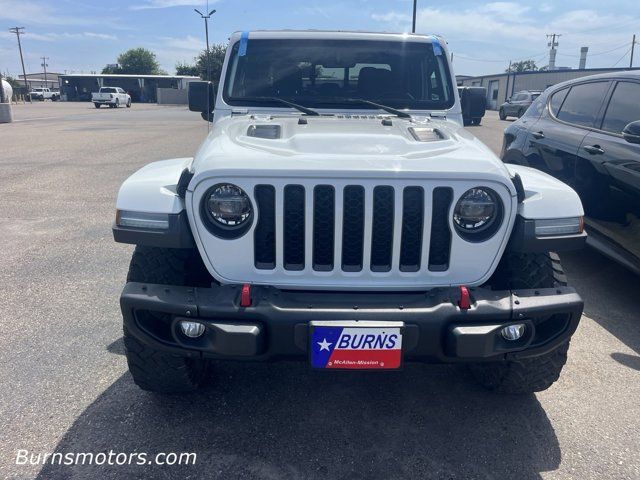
[0,103,638,480]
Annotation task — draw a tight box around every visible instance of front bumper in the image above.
[121,283,582,363]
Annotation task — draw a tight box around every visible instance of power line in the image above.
[556,42,630,57]
[611,47,633,67]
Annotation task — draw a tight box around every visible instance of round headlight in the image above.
[201,184,253,238]
[453,187,503,241]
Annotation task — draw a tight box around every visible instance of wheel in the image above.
[126,99,131,108]
[499,108,506,120]
[470,252,571,394]
[94,103,101,109]
[472,118,481,125]
[123,246,212,393]
[115,99,120,108]
[52,95,59,101]
[517,108,525,118]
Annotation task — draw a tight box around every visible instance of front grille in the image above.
[254,183,453,274]
[428,187,453,271]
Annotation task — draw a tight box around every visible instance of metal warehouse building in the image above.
[58,74,200,103]
[458,67,640,110]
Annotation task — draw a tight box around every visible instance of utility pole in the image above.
[9,27,30,102]
[631,34,636,68]
[546,33,561,71]
[412,0,417,33]
[41,56,49,88]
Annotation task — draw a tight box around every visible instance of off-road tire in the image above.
[123,246,212,393]
[488,252,567,290]
[470,252,570,394]
[469,341,569,394]
[499,108,506,120]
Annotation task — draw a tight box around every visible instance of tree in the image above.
[102,48,163,75]
[195,44,227,84]
[506,60,538,73]
[3,74,21,89]
[175,62,199,76]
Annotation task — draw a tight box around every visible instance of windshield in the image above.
[223,39,454,111]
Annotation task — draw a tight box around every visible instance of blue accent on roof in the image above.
[432,38,443,56]
[239,31,249,56]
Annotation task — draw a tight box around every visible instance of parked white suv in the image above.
[92,87,131,108]
[113,31,586,394]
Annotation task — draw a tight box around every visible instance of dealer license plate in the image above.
[310,321,403,370]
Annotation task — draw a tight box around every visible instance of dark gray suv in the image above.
[502,71,640,274]
[499,90,542,120]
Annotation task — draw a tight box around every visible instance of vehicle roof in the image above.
[229,30,440,43]
[547,70,640,93]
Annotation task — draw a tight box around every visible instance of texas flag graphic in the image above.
[311,326,403,369]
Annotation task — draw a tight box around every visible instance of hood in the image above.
[191,114,514,188]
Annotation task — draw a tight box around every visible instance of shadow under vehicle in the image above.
[502,71,640,274]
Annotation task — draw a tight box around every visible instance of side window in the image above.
[601,81,640,134]
[523,94,545,118]
[549,88,568,116]
[556,81,609,128]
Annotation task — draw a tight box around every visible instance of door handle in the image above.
[583,145,605,155]
[531,131,545,139]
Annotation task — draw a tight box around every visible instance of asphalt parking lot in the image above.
[1,103,639,480]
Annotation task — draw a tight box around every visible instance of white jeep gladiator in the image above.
[93,87,131,108]
[113,31,586,394]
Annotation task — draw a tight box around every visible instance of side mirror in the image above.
[622,120,640,144]
[188,81,215,122]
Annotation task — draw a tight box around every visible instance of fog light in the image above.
[179,321,205,338]
[501,324,525,341]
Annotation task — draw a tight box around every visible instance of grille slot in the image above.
[254,185,276,269]
[341,185,365,272]
[428,187,453,271]
[283,185,305,270]
[400,187,424,272]
[312,186,335,271]
[370,186,395,272]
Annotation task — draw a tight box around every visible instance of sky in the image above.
[0,0,639,78]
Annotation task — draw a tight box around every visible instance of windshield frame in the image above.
[221,38,455,113]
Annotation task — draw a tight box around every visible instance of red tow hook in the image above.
[240,283,252,307]
[458,286,471,310]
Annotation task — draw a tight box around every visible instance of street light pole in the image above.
[194,8,216,82]
[9,27,30,102]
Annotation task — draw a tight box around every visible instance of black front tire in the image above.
[123,246,212,393]
[469,341,569,394]
[470,252,571,394]
[94,103,101,109]
[499,108,506,120]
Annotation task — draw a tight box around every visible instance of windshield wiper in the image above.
[343,98,412,119]
[232,96,320,116]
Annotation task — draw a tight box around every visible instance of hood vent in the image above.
[408,127,444,143]
[247,124,281,139]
